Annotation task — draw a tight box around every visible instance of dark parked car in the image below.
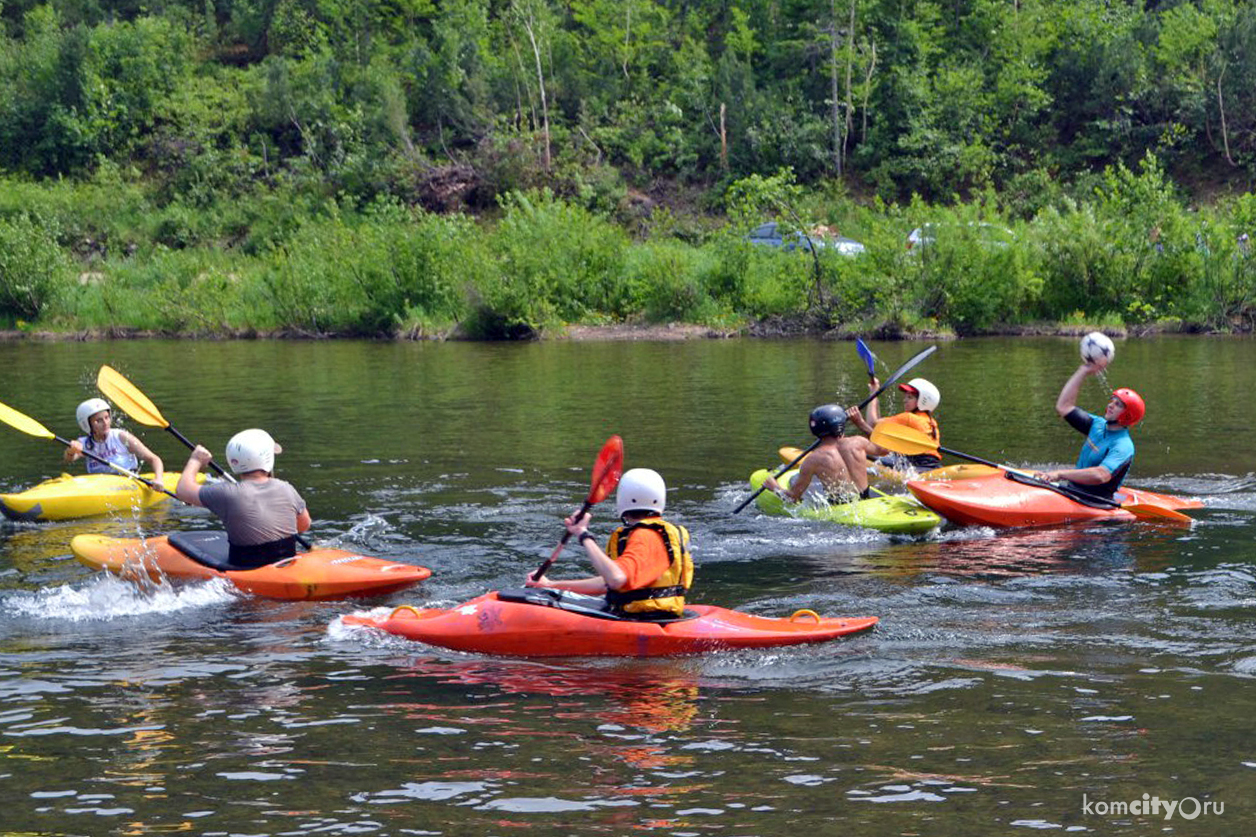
[747,222,866,256]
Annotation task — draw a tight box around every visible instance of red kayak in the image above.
[341,587,878,657]
[72,531,431,600]
[907,472,1203,528]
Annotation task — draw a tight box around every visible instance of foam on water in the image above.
[3,573,236,622]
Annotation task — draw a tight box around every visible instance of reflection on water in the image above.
[2,337,1255,835]
[388,657,705,734]
[867,524,1139,578]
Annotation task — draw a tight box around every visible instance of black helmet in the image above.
[809,404,847,438]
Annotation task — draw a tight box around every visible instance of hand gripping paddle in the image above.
[531,435,625,582]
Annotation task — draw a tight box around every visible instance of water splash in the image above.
[335,513,395,547]
[3,573,235,622]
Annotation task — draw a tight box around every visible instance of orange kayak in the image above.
[341,587,878,657]
[71,532,431,600]
[907,472,1203,528]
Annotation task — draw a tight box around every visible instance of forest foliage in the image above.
[1,0,1255,337]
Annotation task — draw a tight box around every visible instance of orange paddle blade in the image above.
[588,435,624,504]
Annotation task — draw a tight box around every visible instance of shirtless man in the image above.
[763,404,857,503]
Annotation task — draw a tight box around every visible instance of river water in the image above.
[1,336,1253,836]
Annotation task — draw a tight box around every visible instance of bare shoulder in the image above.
[800,446,843,473]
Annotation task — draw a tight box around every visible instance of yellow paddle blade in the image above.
[0,401,55,439]
[1122,503,1194,525]
[870,421,939,457]
[97,365,169,428]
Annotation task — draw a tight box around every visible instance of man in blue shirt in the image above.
[1039,363,1145,499]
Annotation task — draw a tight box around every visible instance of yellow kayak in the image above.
[777,446,998,483]
[748,468,941,535]
[0,472,198,522]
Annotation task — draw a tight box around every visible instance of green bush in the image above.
[1033,202,1131,319]
[916,220,1041,333]
[624,241,722,323]
[819,253,886,327]
[258,202,487,336]
[473,190,629,335]
[0,213,71,322]
[737,246,814,318]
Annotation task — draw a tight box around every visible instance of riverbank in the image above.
[1,319,1215,343]
[5,162,1254,341]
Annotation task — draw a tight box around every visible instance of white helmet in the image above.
[615,468,666,517]
[225,428,283,474]
[76,398,112,433]
[900,378,940,412]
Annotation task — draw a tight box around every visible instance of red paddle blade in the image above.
[588,435,624,504]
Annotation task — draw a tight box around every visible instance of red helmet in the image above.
[1112,388,1145,426]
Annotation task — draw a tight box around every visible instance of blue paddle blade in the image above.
[855,338,876,375]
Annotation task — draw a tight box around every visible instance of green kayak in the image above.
[748,468,941,535]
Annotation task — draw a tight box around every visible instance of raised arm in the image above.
[1056,364,1095,417]
[176,446,212,507]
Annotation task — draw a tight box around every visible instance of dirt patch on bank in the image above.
[556,323,739,341]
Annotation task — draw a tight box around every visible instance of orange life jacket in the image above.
[605,518,693,616]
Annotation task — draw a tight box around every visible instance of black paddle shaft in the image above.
[938,445,1123,511]
[855,345,936,411]
[531,498,596,581]
[166,426,235,482]
[54,433,176,499]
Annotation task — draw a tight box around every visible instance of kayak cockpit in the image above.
[496,586,699,623]
[168,531,301,573]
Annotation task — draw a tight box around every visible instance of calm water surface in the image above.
[1,336,1254,836]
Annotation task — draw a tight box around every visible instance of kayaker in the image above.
[763,404,858,503]
[64,398,165,483]
[526,468,693,618]
[839,377,943,498]
[175,428,311,567]
[1037,363,1144,499]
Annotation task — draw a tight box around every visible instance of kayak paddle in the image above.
[97,365,312,547]
[0,399,178,499]
[733,344,938,514]
[97,365,237,484]
[855,337,877,382]
[531,435,625,582]
[870,422,1193,524]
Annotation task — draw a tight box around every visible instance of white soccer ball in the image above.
[1080,331,1115,367]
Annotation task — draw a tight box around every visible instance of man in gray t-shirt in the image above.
[198,478,307,546]
[176,428,311,563]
